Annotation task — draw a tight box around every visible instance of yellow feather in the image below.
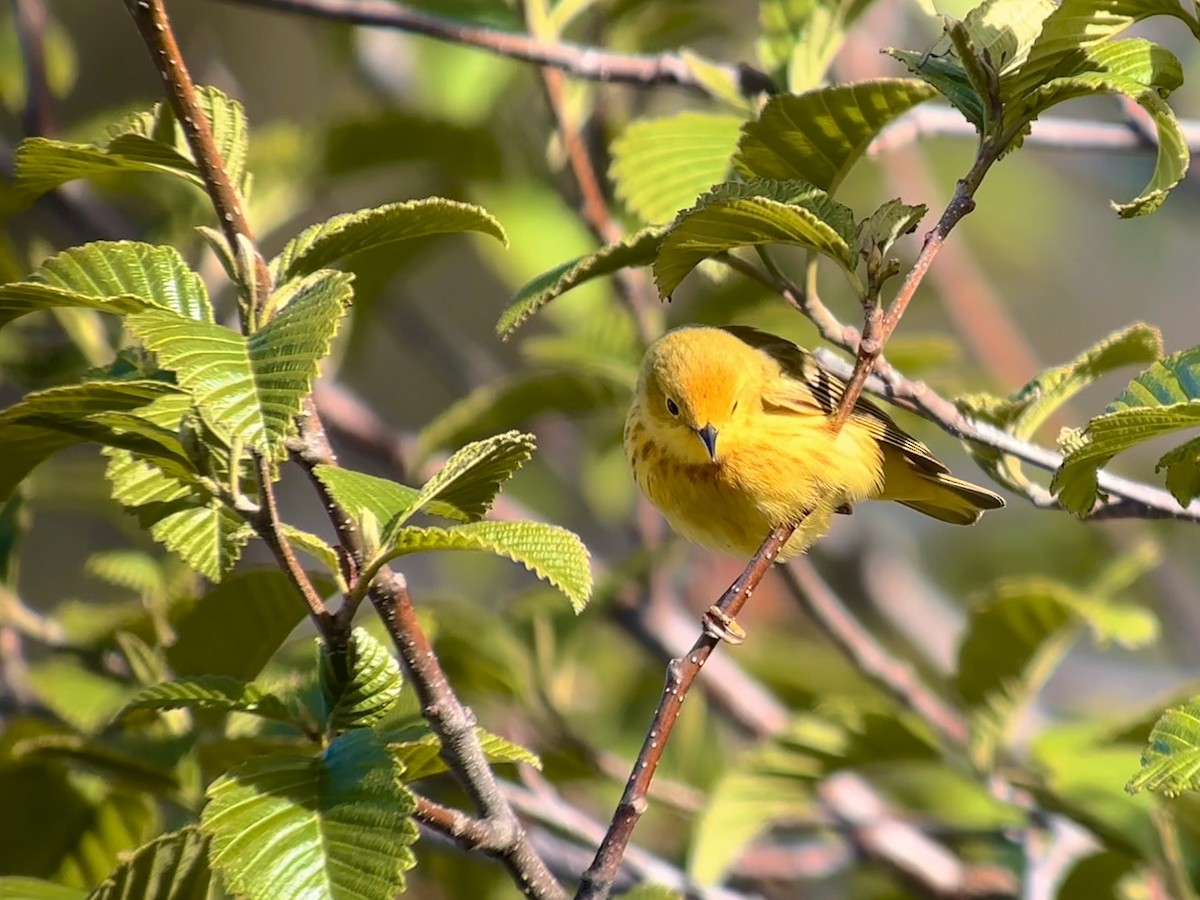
[624,325,1004,559]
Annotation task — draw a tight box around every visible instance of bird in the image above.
[624,325,1004,561]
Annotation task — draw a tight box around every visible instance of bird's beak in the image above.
[696,423,719,461]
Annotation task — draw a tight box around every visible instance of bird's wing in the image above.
[722,325,950,476]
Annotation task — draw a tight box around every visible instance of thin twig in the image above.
[781,560,968,747]
[210,0,772,97]
[577,522,796,900]
[12,0,53,137]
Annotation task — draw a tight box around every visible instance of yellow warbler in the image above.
[624,325,1004,559]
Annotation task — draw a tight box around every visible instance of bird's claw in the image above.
[702,605,746,645]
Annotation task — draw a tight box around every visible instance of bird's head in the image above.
[636,327,759,465]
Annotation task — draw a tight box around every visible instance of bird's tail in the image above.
[880,448,1005,525]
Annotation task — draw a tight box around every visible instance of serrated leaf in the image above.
[1007,0,1198,101]
[689,738,815,885]
[414,367,632,460]
[957,576,1157,770]
[105,449,250,581]
[1011,40,1186,216]
[320,628,403,733]
[34,241,212,323]
[120,676,297,725]
[857,199,928,260]
[384,521,592,612]
[386,720,541,782]
[311,466,471,551]
[1053,346,1200,513]
[959,323,1161,496]
[0,878,85,900]
[609,112,744,225]
[271,198,507,284]
[13,86,248,201]
[759,0,877,91]
[201,729,417,900]
[497,226,664,339]
[386,431,536,540]
[127,269,353,452]
[1127,697,1200,796]
[0,765,157,889]
[88,826,210,900]
[167,570,315,681]
[279,524,343,584]
[0,380,184,504]
[734,80,937,191]
[654,178,857,297]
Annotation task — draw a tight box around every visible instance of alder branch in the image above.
[123,4,565,895]
[576,523,796,899]
[210,0,772,97]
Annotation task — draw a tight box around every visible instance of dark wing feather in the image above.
[722,325,949,476]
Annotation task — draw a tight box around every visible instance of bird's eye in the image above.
[666,398,680,416]
[731,399,739,414]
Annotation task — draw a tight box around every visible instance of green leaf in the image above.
[759,0,876,91]
[959,323,1161,496]
[0,878,85,900]
[1053,346,1200,512]
[128,269,353,452]
[104,450,250,582]
[734,80,937,192]
[26,658,140,735]
[0,765,157,889]
[88,826,210,900]
[1127,697,1200,796]
[0,380,183,504]
[654,178,857,297]
[120,675,297,725]
[270,198,507,284]
[323,111,503,181]
[384,521,592,613]
[1058,851,1139,900]
[13,86,249,201]
[497,226,664,339]
[615,888,684,900]
[201,729,417,900]
[688,737,815,885]
[320,628,403,733]
[10,734,183,797]
[33,241,212,323]
[956,576,1157,770]
[311,467,469,545]
[279,524,343,584]
[1007,0,1198,102]
[388,431,536,538]
[386,719,541,782]
[609,112,744,225]
[167,570,314,681]
[1010,40,1186,216]
[857,199,928,260]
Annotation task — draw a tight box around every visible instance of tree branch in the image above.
[576,523,796,899]
[210,0,772,97]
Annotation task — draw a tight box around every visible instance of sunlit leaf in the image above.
[89,826,210,900]
[1127,697,1200,796]
[1053,346,1200,512]
[385,717,540,781]
[654,178,857,297]
[384,521,592,612]
[271,199,507,284]
[759,0,877,91]
[320,628,403,733]
[201,729,417,900]
[609,112,744,225]
[734,81,937,191]
[119,676,297,726]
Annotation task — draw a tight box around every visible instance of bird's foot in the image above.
[702,605,746,645]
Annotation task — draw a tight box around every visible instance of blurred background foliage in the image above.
[3,0,1200,898]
